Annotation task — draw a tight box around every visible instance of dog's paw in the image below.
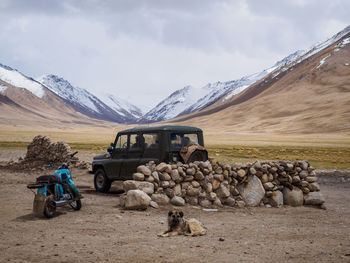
[158,232,169,237]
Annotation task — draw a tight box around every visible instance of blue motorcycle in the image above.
[27,152,82,218]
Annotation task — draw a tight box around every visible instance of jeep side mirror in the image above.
[107,143,114,153]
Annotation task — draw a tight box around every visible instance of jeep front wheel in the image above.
[94,169,111,193]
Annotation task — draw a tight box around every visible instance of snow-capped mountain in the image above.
[141,58,286,122]
[141,25,350,123]
[181,70,271,116]
[97,93,143,119]
[1,25,349,127]
[0,63,46,98]
[38,74,104,113]
[37,74,140,123]
[173,25,350,134]
[140,85,207,122]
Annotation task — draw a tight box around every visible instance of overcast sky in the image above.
[0,0,349,111]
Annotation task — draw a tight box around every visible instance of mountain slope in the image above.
[140,50,306,123]
[0,76,101,127]
[139,86,206,123]
[97,93,143,119]
[171,26,350,134]
[37,74,140,123]
[0,65,127,127]
[0,63,45,98]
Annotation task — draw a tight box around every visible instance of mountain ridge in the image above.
[169,26,350,134]
[1,25,349,132]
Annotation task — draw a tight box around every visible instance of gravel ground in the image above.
[0,165,350,263]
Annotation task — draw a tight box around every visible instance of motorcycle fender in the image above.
[33,193,46,214]
[67,179,80,198]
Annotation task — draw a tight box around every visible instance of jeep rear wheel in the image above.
[187,150,208,163]
[94,169,111,193]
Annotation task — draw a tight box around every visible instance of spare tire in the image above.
[186,150,208,163]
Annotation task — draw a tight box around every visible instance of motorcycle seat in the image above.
[36,175,60,184]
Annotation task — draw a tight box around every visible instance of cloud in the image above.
[0,0,349,109]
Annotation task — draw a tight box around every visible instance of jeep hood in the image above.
[93,153,111,160]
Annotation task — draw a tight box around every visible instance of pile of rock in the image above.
[3,135,88,170]
[122,159,325,210]
[25,135,77,163]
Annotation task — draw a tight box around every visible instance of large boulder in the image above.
[309,182,320,192]
[123,180,154,195]
[132,173,145,181]
[215,184,230,199]
[137,165,152,176]
[237,169,246,178]
[238,175,265,206]
[125,190,151,210]
[304,192,325,206]
[223,197,236,207]
[268,191,283,207]
[263,182,274,191]
[186,187,200,196]
[283,188,303,206]
[171,169,181,182]
[156,163,172,173]
[159,172,171,181]
[170,196,185,206]
[199,199,212,208]
[151,193,170,205]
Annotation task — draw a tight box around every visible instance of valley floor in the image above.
[0,167,349,263]
[0,128,350,262]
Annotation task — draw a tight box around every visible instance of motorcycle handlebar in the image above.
[71,151,78,158]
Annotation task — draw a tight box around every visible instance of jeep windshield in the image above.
[170,132,199,149]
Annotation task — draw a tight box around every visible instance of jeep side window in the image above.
[170,133,199,149]
[116,134,128,150]
[184,134,198,145]
[143,133,159,149]
[130,134,143,150]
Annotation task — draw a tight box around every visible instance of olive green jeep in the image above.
[92,125,208,192]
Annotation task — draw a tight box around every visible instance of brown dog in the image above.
[158,210,207,237]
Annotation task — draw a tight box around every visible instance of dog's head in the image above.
[168,210,184,226]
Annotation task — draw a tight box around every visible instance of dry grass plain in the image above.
[1,126,350,169]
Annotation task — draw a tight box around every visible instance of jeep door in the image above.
[122,133,143,180]
[140,133,161,164]
[107,133,128,180]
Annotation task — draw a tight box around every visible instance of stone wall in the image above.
[123,159,325,209]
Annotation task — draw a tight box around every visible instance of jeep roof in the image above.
[120,125,203,133]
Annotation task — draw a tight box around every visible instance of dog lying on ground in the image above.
[158,210,207,237]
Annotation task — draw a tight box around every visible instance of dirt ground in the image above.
[1,165,350,263]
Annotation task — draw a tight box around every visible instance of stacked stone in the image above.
[24,135,76,163]
[124,159,325,209]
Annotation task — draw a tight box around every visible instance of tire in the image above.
[187,150,208,163]
[43,193,56,218]
[69,199,82,210]
[67,187,82,210]
[94,169,111,193]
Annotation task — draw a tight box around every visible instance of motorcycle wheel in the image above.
[43,193,56,218]
[69,199,82,210]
